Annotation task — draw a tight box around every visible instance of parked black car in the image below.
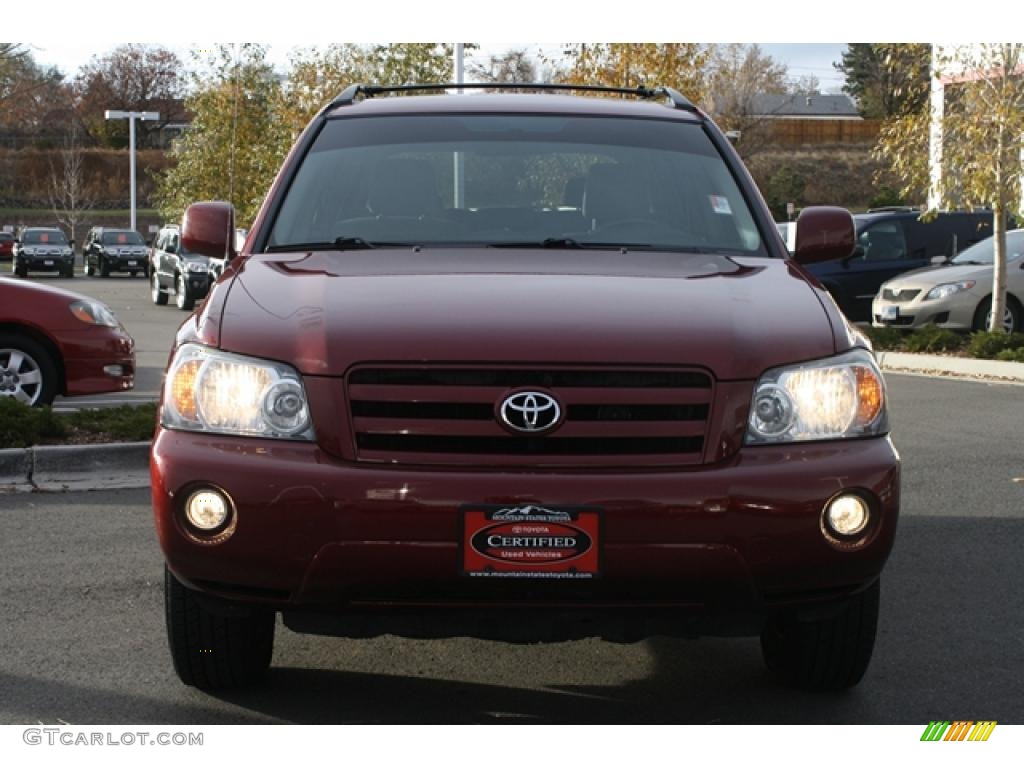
[149,224,225,310]
[82,227,150,277]
[805,209,1005,320]
[13,227,75,278]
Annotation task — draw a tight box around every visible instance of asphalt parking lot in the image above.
[0,373,1021,724]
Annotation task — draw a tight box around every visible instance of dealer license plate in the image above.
[44,260,54,266]
[881,305,899,321]
[127,260,137,266]
[461,504,601,580]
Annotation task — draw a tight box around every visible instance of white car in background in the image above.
[872,229,1024,332]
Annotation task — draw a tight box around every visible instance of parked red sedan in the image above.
[0,277,135,405]
[0,232,14,262]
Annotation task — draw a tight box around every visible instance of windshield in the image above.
[268,114,766,255]
[102,231,145,245]
[951,230,1024,265]
[23,230,67,245]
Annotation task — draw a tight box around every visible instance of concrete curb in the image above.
[877,352,1024,384]
[0,442,150,494]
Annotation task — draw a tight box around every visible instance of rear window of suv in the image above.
[268,115,766,255]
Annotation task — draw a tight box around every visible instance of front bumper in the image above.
[17,256,74,273]
[152,428,900,635]
[872,292,980,330]
[59,326,136,396]
[102,255,148,273]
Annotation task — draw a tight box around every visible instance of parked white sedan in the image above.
[872,229,1024,332]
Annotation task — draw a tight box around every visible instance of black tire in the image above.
[0,333,60,406]
[972,295,1021,333]
[176,272,195,311]
[760,580,880,691]
[164,566,275,690]
[100,257,110,278]
[151,271,168,305]
[62,264,74,279]
[14,263,27,278]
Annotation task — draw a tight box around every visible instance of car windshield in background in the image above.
[102,231,145,245]
[22,230,67,245]
[268,115,766,255]
[951,230,1024,265]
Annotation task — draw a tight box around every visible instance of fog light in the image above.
[185,489,230,531]
[825,494,869,537]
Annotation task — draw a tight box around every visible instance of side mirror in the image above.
[792,206,855,266]
[931,255,949,266]
[181,202,238,262]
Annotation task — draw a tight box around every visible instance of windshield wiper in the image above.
[487,239,710,254]
[489,238,588,249]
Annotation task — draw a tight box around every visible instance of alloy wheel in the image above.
[0,348,45,405]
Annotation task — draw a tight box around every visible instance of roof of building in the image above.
[750,93,860,118]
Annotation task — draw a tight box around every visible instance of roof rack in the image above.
[866,206,918,213]
[326,82,701,115]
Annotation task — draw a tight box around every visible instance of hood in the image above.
[884,261,996,287]
[0,276,112,331]
[216,249,839,381]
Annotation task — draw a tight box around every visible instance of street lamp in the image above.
[104,110,160,231]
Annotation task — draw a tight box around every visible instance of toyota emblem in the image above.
[499,391,562,433]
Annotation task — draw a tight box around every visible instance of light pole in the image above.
[104,110,160,231]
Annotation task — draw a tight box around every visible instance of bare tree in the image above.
[470,49,539,85]
[707,44,789,158]
[48,125,97,251]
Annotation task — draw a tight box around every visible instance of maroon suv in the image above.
[152,84,899,692]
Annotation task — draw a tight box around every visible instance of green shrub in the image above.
[966,331,1024,359]
[0,400,154,449]
[860,326,907,351]
[901,325,965,354]
[0,399,67,449]
[868,187,904,209]
[995,348,1024,363]
[66,404,157,443]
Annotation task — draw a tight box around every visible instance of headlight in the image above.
[745,349,887,444]
[162,344,314,440]
[925,280,975,301]
[69,300,119,328]
[186,262,208,273]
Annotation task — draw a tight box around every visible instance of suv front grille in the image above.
[347,365,713,467]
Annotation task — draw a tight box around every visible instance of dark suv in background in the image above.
[805,209,1001,320]
[13,227,75,278]
[82,227,150,278]
[149,224,225,310]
